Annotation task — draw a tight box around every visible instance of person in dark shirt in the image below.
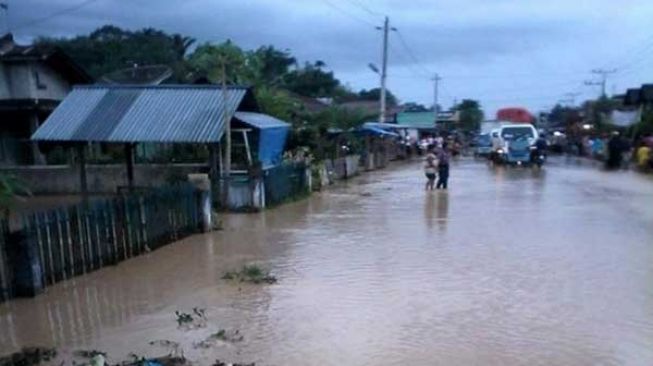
[606,132,624,170]
[436,143,451,190]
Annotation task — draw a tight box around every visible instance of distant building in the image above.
[0,33,91,165]
[395,110,458,129]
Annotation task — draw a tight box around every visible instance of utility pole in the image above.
[590,69,617,97]
[220,58,231,209]
[432,73,441,115]
[376,16,395,124]
[0,3,9,34]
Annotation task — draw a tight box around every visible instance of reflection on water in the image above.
[424,192,449,232]
[2,158,653,365]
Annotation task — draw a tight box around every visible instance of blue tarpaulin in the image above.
[357,123,399,137]
[234,112,290,168]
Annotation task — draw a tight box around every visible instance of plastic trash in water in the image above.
[90,355,105,366]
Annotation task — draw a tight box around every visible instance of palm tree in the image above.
[172,34,196,61]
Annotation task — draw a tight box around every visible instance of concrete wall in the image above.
[0,62,70,101]
[33,63,72,101]
[0,64,10,99]
[2,164,207,194]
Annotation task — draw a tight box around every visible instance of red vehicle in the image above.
[497,107,533,123]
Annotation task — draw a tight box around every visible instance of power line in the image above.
[12,0,101,31]
[318,0,376,27]
[340,0,383,17]
[387,44,431,79]
[394,30,432,76]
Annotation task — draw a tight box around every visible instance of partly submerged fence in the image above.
[214,163,310,211]
[0,185,201,301]
[264,163,309,207]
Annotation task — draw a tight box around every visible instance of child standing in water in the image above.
[424,145,437,190]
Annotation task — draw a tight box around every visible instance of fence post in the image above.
[8,229,44,297]
[0,220,10,301]
[188,174,212,232]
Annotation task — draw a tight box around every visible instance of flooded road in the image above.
[2,158,653,365]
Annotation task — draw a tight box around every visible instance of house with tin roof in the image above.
[0,33,92,165]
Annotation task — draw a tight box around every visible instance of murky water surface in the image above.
[2,158,653,365]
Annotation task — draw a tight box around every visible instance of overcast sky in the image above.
[3,0,652,117]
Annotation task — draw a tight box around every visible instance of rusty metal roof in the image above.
[32,85,250,143]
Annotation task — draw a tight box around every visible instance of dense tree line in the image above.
[38,25,402,157]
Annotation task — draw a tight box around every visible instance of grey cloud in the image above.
[5,0,652,114]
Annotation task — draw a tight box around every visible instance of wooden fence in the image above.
[0,185,201,301]
[264,163,309,206]
[0,219,10,301]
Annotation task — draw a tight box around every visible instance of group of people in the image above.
[423,143,451,190]
[570,131,652,171]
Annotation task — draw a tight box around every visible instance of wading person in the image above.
[606,132,624,170]
[424,145,437,190]
[436,143,451,190]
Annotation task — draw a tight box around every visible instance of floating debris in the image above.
[222,265,277,284]
[123,355,188,366]
[174,307,207,329]
[194,329,244,349]
[74,350,107,359]
[212,361,255,366]
[0,347,57,366]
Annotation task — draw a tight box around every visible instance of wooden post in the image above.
[208,143,220,184]
[221,59,231,210]
[125,143,135,191]
[77,145,88,200]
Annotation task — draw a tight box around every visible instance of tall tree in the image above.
[357,88,398,106]
[38,25,195,81]
[455,99,484,132]
[187,40,251,84]
[248,46,296,86]
[282,61,341,98]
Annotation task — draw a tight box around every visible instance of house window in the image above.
[33,71,47,90]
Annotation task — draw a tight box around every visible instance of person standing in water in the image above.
[436,143,451,190]
[424,145,437,190]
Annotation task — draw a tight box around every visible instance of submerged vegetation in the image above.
[174,308,207,328]
[0,347,57,366]
[222,265,278,284]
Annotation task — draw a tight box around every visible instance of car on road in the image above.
[474,133,493,157]
[492,124,539,165]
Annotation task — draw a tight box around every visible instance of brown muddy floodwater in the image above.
[2,157,653,365]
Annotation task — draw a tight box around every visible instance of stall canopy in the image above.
[31,85,256,143]
[360,122,399,137]
[233,112,290,168]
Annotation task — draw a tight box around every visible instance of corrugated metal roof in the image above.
[32,85,248,143]
[234,111,290,129]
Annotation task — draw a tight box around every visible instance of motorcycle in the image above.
[530,146,546,168]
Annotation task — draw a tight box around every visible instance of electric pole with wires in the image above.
[590,69,617,97]
[0,2,8,34]
[376,16,396,124]
[432,73,442,115]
